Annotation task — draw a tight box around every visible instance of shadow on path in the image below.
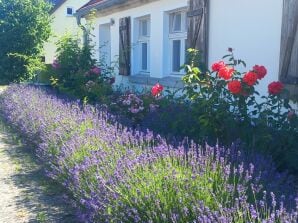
[0,121,80,223]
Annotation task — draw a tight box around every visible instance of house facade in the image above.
[76,0,298,101]
[44,0,90,64]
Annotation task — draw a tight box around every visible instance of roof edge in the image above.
[75,0,127,17]
[50,0,67,14]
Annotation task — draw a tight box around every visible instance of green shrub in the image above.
[51,32,115,103]
[134,49,298,173]
[0,0,51,83]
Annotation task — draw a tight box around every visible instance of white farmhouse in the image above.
[75,0,298,101]
[44,0,90,64]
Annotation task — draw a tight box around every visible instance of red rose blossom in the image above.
[268,81,284,95]
[211,61,225,72]
[253,65,267,80]
[228,80,242,94]
[151,83,164,97]
[243,71,258,86]
[218,67,235,80]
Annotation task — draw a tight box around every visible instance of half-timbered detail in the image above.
[279,0,298,98]
[119,17,131,76]
[186,0,209,65]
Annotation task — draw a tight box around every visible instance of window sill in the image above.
[128,75,184,88]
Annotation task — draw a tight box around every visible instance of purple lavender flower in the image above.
[0,84,297,223]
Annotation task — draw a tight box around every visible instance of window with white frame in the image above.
[168,10,187,74]
[137,17,150,73]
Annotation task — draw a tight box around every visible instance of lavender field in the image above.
[0,84,297,222]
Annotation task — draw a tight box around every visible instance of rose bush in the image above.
[50,32,115,104]
[149,48,298,173]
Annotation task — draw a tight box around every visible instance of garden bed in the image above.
[0,84,297,222]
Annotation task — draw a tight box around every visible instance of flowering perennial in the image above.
[228,80,242,94]
[151,83,164,97]
[0,85,297,223]
[268,81,284,95]
[253,65,267,80]
[218,66,235,80]
[211,61,225,72]
[243,71,258,86]
[51,59,60,69]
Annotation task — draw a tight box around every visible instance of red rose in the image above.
[253,65,267,80]
[243,71,258,86]
[268,81,284,95]
[228,80,242,94]
[151,83,164,97]
[211,61,225,72]
[218,67,235,80]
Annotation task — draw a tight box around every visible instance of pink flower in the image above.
[130,108,140,114]
[51,59,60,69]
[90,66,101,75]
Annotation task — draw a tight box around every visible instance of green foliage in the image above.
[179,49,298,172]
[52,32,115,103]
[0,0,52,83]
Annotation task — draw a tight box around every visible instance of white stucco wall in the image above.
[89,0,188,87]
[89,0,285,97]
[44,0,89,64]
[209,0,283,96]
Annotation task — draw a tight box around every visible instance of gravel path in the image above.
[0,121,79,223]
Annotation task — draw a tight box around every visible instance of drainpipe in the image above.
[76,15,88,46]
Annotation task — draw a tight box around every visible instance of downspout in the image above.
[76,15,88,46]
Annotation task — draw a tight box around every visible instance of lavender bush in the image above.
[0,84,297,222]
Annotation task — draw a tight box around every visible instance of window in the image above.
[66,7,74,16]
[168,10,187,74]
[172,40,181,72]
[137,17,150,73]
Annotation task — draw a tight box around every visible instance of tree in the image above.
[0,0,52,83]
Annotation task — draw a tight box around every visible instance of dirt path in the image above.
[0,121,79,223]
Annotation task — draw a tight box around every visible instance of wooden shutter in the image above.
[279,0,298,98]
[186,0,209,65]
[119,17,131,76]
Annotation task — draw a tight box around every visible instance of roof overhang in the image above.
[75,0,158,18]
[50,0,67,14]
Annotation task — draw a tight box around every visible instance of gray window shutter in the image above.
[279,0,298,98]
[119,17,131,76]
[186,0,209,65]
